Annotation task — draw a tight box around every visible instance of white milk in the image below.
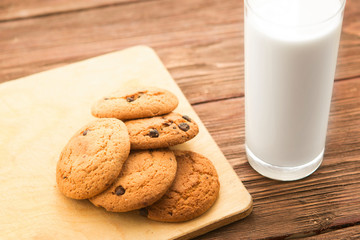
[244,0,344,174]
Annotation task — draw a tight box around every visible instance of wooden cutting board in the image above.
[0,46,252,240]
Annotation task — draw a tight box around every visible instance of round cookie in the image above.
[56,118,130,199]
[89,149,177,212]
[91,87,179,120]
[142,150,220,222]
[125,112,199,149]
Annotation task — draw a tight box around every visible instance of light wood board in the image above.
[0,46,252,240]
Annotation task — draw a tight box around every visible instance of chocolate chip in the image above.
[178,123,190,132]
[104,97,109,100]
[63,176,67,179]
[83,130,89,136]
[163,122,171,127]
[182,115,192,122]
[114,185,125,196]
[126,97,134,102]
[168,211,173,216]
[149,129,159,138]
[139,208,148,217]
[173,126,176,129]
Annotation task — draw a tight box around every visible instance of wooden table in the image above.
[1,0,359,239]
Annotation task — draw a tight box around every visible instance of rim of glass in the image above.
[245,0,346,28]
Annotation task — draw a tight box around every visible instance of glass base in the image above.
[245,145,324,181]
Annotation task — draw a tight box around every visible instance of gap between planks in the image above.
[190,73,360,106]
[192,95,243,106]
[303,224,360,240]
[0,0,155,23]
[335,74,360,82]
[273,220,360,239]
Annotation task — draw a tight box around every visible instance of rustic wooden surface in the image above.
[1,0,359,239]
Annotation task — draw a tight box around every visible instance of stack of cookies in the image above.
[56,87,220,222]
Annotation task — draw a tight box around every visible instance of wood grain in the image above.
[193,77,360,239]
[304,225,360,240]
[0,0,142,21]
[0,0,359,105]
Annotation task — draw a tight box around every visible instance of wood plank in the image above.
[0,0,243,104]
[1,0,359,104]
[192,77,360,239]
[337,0,360,80]
[0,46,252,240]
[303,225,360,239]
[0,0,141,21]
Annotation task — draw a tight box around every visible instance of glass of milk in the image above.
[244,0,346,180]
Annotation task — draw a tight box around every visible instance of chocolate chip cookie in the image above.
[91,87,178,120]
[142,150,220,222]
[125,112,199,149]
[56,118,130,199]
[89,149,177,212]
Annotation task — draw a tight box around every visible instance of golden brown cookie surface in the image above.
[56,118,130,199]
[125,112,199,149]
[142,150,220,222]
[89,149,177,212]
[91,87,178,120]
